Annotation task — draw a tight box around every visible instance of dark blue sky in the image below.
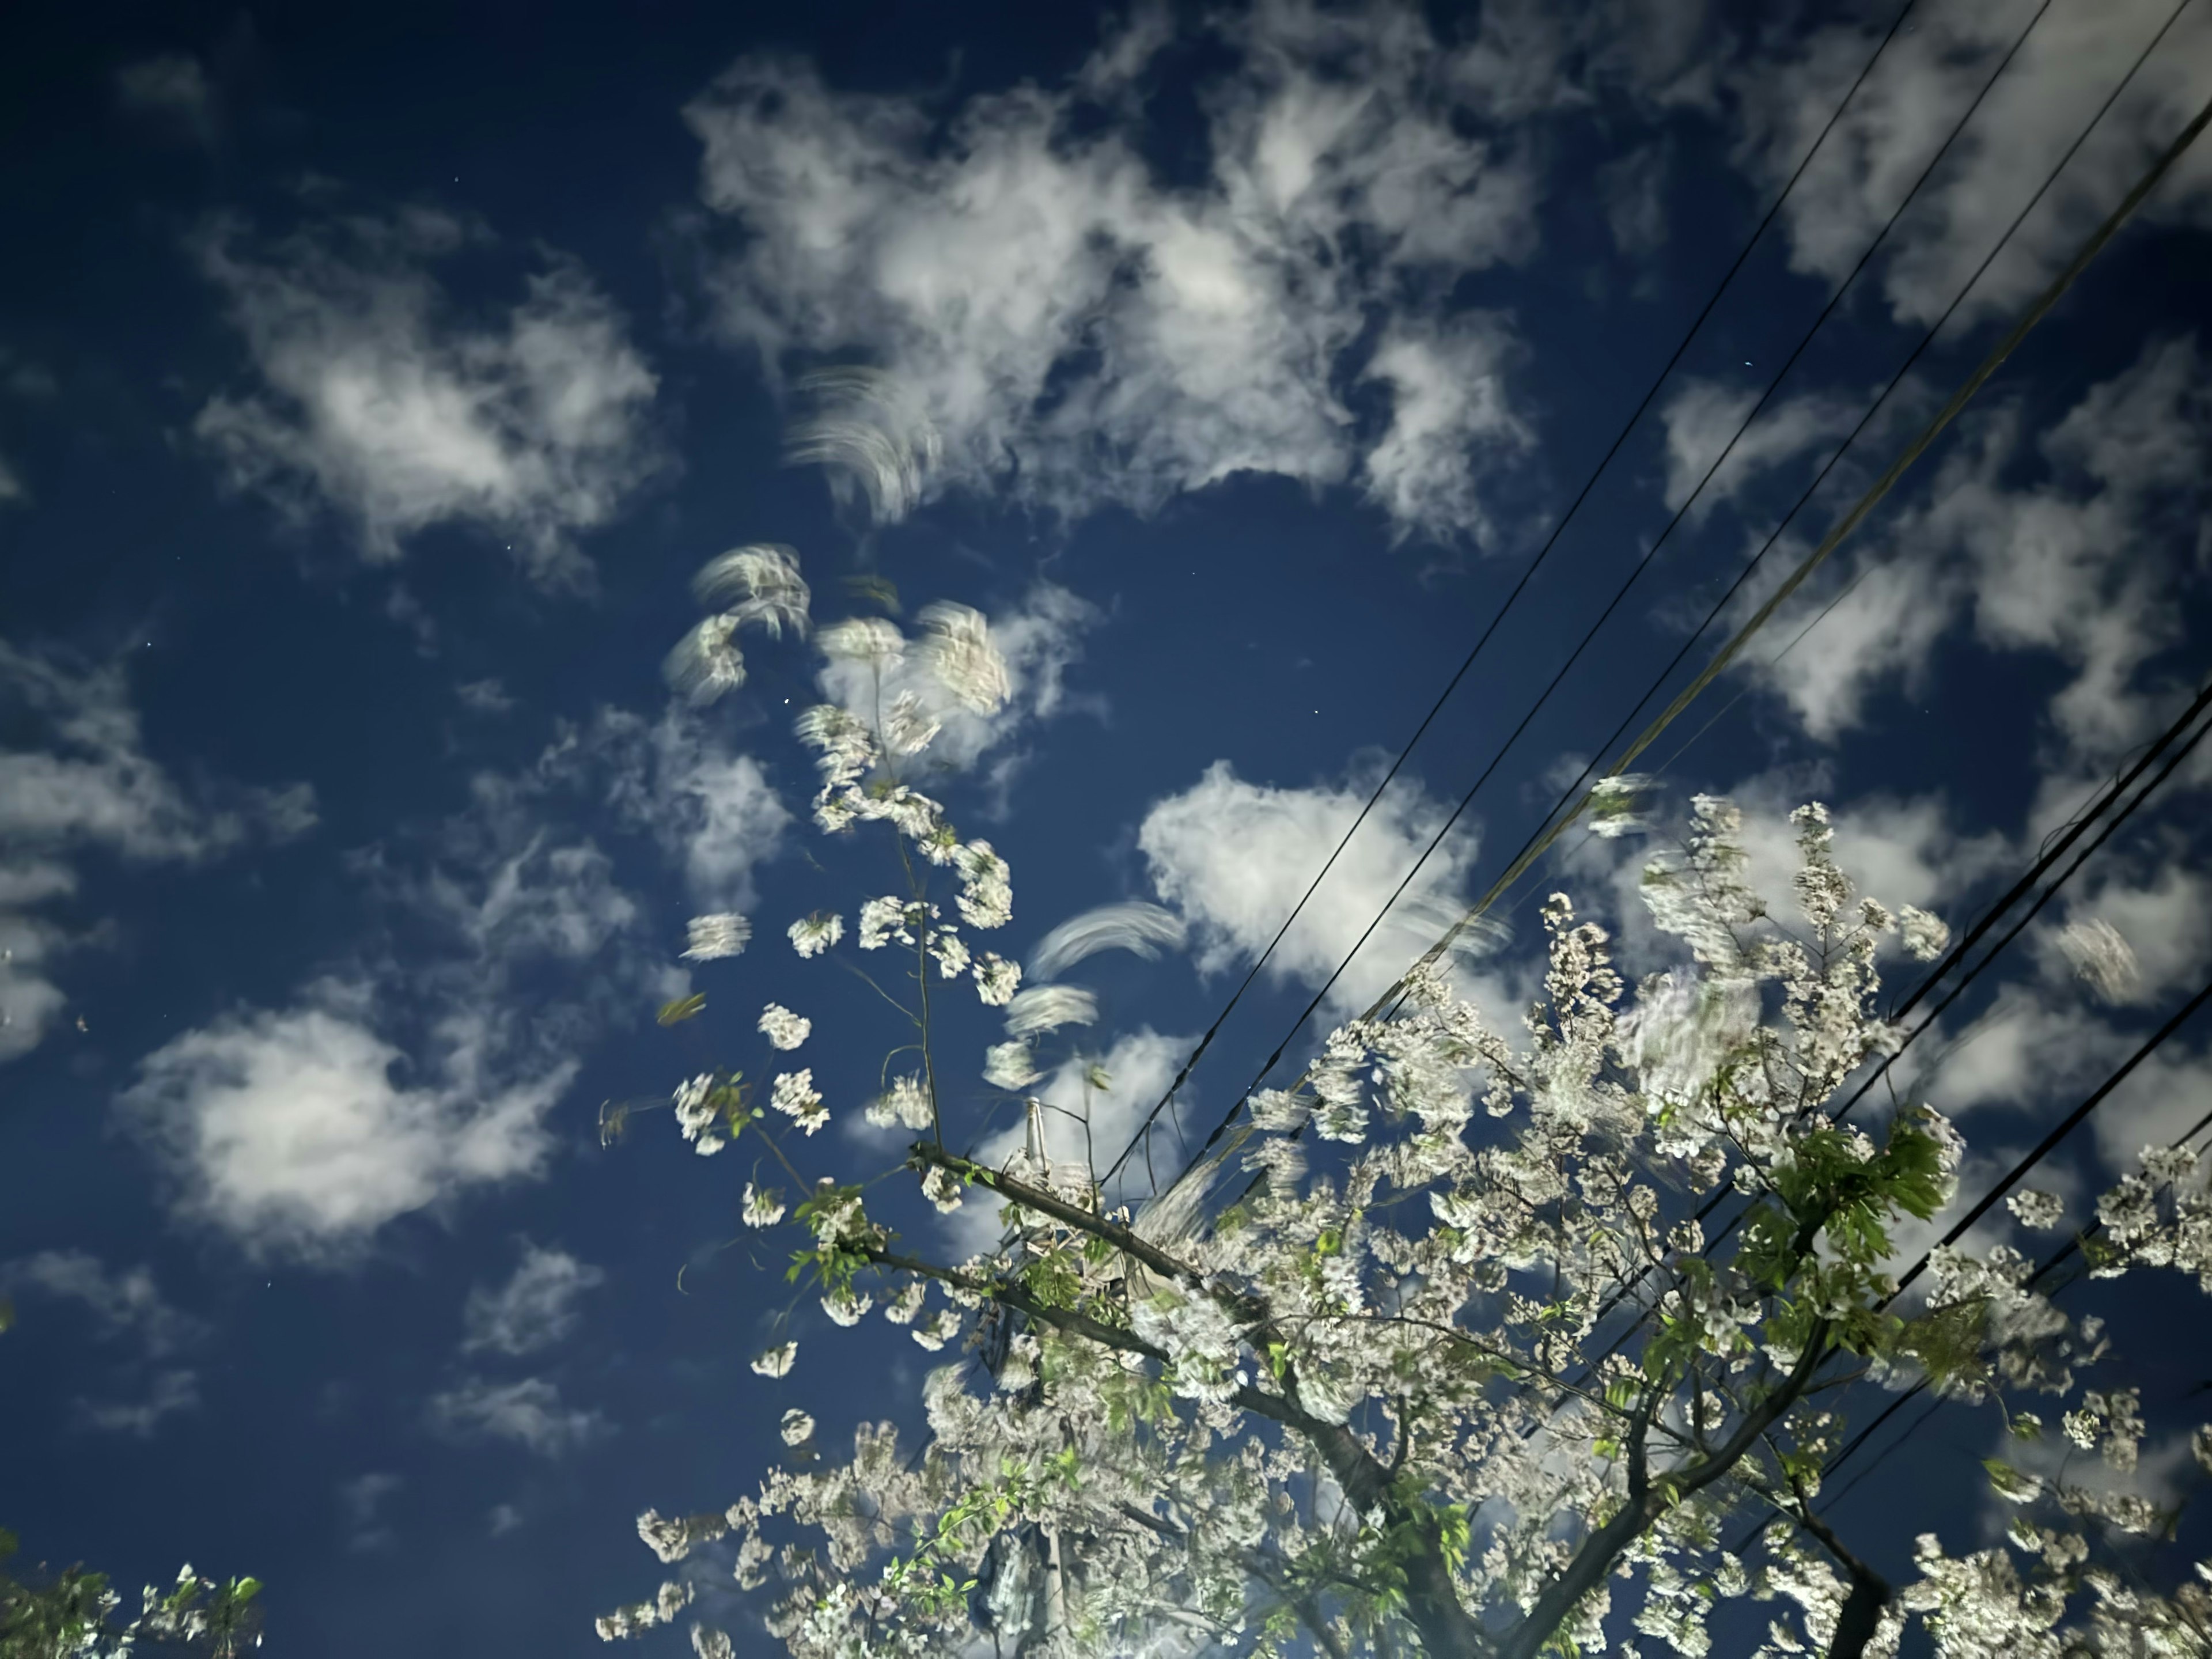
[3,0,2210,1653]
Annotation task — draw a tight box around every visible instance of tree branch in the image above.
[1786,1479,1889,1659]
[1494,1321,1834,1659]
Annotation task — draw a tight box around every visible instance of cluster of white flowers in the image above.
[787,912,843,958]
[863,1074,933,1132]
[617,586,2212,1659]
[665,545,811,706]
[672,1073,724,1157]
[770,1070,827,1136]
[594,1580,692,1641]
[741,1182,785,1228]
[2057,916,2141,1002]
[982,1040,1040,1092]
[680,913,749,963]
[757,1002,811,1051]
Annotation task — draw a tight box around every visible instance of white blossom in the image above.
[928,927,971,980]
[817,615,906,672]
[821,1287,872,1327]
[757,1003,811,1051]
[880,690,942,757]
[691,543,810,639]
[2058,916,2141,1003]
[915,601,1010,714]
[921,1166,964,1214]
[664,613,745,704]
[865,1075,933,1132]
[1003,984,1098,1037]
[787,912,844,958]
[1898,904,1950,961]
[779,1409,816,1446]
[972,952,1021,1006]
[741,1183,786,1228]
[749,1342,796,1378]
[770,1070,828,1135]
[953,841,1013,930]
[983,1041,1041,1092]
[673,1073,718,1149]
[681,913,750,962]
[858,896,908,950]
[2006,1190,2066,1232]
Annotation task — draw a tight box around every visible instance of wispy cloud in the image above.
[0,1253,210,1438]
[121,984,575,1264]
[193,208,665,588]
[114,52,217,143]
[1137,757,1494,1016]
[1741,335,2211,789]
[1724,0,2212,328]
[0,642,315,1062]
[338,1472,404,1552]
[429,1375,608,1457]
[683,1,1554,547]
[119,729,685,1262]
[463,1241,606,1358]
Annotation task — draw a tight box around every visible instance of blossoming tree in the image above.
[599,548,2212,1658]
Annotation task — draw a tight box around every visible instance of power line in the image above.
[1837,688,2212,1124]
[1089,0,1937,1191]
[1161,10,2211,1208]
[1538,679,2212,1408]
[1734,986,2212,1575]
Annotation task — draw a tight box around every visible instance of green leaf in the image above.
[657,993,708,1027]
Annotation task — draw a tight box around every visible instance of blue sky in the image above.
[3,0,2210,1652]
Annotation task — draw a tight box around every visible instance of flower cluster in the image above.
[615,578,2212,1659]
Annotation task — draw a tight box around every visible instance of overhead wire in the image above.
[1722,977,2212,1564]
[1154,4,2212,1210]
[1089,0,1937,1191]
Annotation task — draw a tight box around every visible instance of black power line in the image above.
[1090,0,1937,1191]
[1724,976,2212,1564]
[1555,680,2212,1387]
[1157,0,2207,1210]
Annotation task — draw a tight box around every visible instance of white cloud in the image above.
[0,642,315,1062]
[1138,757,1489,1017]
[1656,378,1862,518]
[429,1375,607,1456]
[0,1252,209,1438]
[1597,140,1670,259]
[75,1370,202,1438]
[0,1251,207,1358]
[338,1472,403,1552]
[683,1,1545,546]
[1357,316,1532,547]
[0,453,25,506]
[462,1241,605,1357]
[591,707,790,912]
[456,677,517,715]
[115,53,217,142]
[487,1502,525,1536]
[119,709,700,1262]
[193,209,664,588]
[1725,0,2212,328]
[120,985,573,1264]
[2086,1043,2212,1172]
[1743,336,2211,766]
